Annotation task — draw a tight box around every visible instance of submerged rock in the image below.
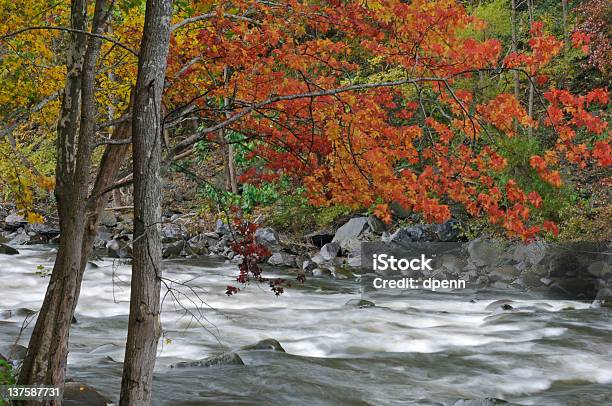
[268,252,297,267]
[450,398,509,406]
[172,352,245,368]
[241,338,285,352]
[63,383,112,406]
[0,243,19,255]
[344,299,375,308]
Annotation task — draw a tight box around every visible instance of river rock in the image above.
[162,223,186,243]
[268,252,297,267]
[241,338,285,352]
[163,240,187,258]
[432,220,460,242]
[344,299,375,308]
[187,234,211,256]
[332,217,369,244]
[63,383,112,406]
[173,352,245,368]
[485,299,515,312]
[468,238,506,268]
[255,227,280,249]
[367,214,386,234]
[0,308,37,320]
[312,267,333,278]
[3,213,26,230]
[387,226,424,245]
[302,260,317,273]
[8,230,30,245]
[0,344,27,361]
[99,211,117,228]
[0,243,19,255]
[320,242,341,261]
[215,219,231,237]
[106,238,132,258]
[451,398,509,406]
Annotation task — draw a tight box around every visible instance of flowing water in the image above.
[1,246,611,405]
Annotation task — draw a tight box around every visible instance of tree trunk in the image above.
[120,0,173,404]
[527,0,534,136]
[511,0,519,101]
[17,0,110,400]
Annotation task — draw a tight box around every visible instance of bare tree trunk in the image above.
[17,0,110,400]
[223,67,238,194]
[120,0,173,404]
[527,0,534,136]
[511,0,520,101]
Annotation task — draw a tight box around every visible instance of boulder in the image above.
[268,252,297,267]
[172,352,244,368]
[332,217,369,244]
[389,201,411,219]
[301,260,317,273]
[161,223,186,243]
[187,234,211,256]
[468,238,505,268]
[312,267,333,278]
[106,238,132,258]
[344,299,375,308]
[4,213,26,230]
[215,219,231,236]
[163,240,187,258]
[99,211,118,228]
[387,226,424,245]
[432,220,460,242]
[63,383,112,406]
[255,227,280,249]
[0,243,19,255]
[8,231,30,245]
[367,214,386,234]
[319,242,341,261]
[241,338,285,352]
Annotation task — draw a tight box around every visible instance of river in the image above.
[1,246,611,405]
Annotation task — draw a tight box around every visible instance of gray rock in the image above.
[489,265,521,282]
[99,211,117,228]
[344,299,375,308]
[320,242,341,261]
[268,252,297,267]
[255,227,280,249]
[163,240,187,258]
[468,238,505,267]
[485,299,515,312]
[162,223,186,243]
[9,231,30,245]
[339,237,362,254]
[388,226,423,245]
[595,288,612,308]
[512,241,547,268]
[106,238,132,258]
[215,219,231,236]
[367,214,386,234]
[312,267,333,278]
[0,243,19,255]
[63,383,112,406]
[451,398,509,406]
[241,338,285,352]
[187,234,211,256]
[588,261,610,279]
[432,220,460,242]
[172,352,244,368]
[302,260,317,273]
[4,213,26,229]
[0,308,37,320]
[332,217,369,244]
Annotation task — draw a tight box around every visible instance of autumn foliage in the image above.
[1,0,610,241]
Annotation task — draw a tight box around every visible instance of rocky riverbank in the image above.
[1,210,610,306]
